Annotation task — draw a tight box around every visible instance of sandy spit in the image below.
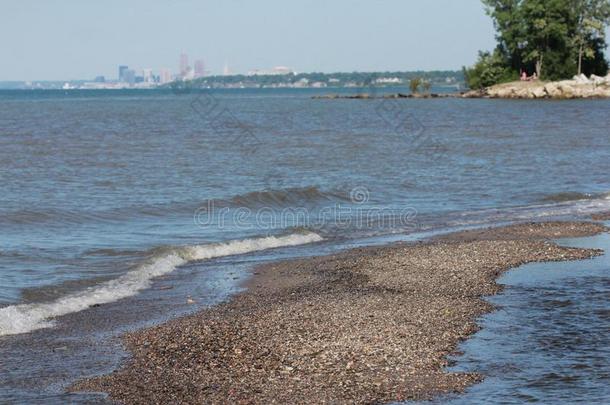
[73,221,607,404]
[591,211,610,221]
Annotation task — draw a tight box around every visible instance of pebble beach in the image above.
[73,221,607,404]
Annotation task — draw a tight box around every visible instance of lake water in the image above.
[0,88,609,402]
[426,230,610,404]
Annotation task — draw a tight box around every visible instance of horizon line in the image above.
[0,68,466,83]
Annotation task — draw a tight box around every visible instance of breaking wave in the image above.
[0,232,323,337]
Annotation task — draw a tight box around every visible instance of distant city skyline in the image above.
[1,0,497,81]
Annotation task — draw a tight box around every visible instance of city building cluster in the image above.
[3,55,463,90]
[72,55,299,89]
[66,53,207,89]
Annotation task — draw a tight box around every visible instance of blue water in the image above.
[0,88,609,402]
[430,229,610,404]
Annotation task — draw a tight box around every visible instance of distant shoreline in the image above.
[0,70,464,91]
[312,75,610,100]
[0,84,463,93]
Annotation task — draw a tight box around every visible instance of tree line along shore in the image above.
[464,0,610,89]
[314,72,610,100]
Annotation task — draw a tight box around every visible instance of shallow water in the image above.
[429,229,610,404]
[1,88,609,402]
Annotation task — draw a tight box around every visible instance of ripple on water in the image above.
[422,232,610,404]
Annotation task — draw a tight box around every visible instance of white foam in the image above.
[0,232,322,337]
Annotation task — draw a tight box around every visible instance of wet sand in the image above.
[592,211,610,221]
[73,221,607,404]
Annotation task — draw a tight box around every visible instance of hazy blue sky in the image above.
[1,0,496,81]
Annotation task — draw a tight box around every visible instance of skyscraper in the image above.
[124,69,136,85]
[179,53,189,77]
[118,65,129,82]
[142,68,153,83]
[194,59,205,78]
[159,68,172,84]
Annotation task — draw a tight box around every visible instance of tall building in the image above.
[118,65,129,82]
[223,61,230,76]
[124,69,136,85]
[194,59,205,78]
[142,68,153,83]
[159,68,172,84]
[179,53,189,77]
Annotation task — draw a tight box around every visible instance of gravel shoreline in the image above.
[73,221,607,404]
[591,211,610,221]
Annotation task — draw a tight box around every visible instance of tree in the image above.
[482,0,525,72]
[571,0,610,75]
[520,0,573,80]
[470,0,610,86]
[409,78,422,94]
[463,50,515,89]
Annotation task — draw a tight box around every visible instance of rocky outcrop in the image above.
[312,93,454,99]
[311,93,459,100]
[463,74,610,99]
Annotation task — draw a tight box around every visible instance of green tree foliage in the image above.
[464,50,516,89]
[520,0,573,80]
[482,0,525,72]
[409,78,422,93]
[465,0,610,87]
[572,0,610,74]
[180,70,465,89]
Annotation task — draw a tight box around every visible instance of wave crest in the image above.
[0,232,322,336]
[224,186,347,208]
[0,186,345,227]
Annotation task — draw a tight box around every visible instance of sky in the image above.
[0,0,496,81]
